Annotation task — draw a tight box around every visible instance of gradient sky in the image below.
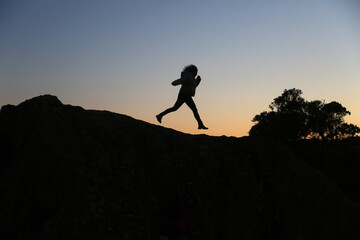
[1,0,359,137]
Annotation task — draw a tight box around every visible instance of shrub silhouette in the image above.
[249,88,360,141]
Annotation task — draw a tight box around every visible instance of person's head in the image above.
[183,64,198,77]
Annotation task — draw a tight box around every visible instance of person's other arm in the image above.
[195,76,201,87]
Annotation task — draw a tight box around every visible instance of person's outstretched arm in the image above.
[172,78,183,86]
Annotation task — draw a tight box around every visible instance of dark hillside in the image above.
[1,95,360,240]
[290,139,360,202]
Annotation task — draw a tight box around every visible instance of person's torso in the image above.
[180,73,197,96]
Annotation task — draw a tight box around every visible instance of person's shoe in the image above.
[198,125,208,130]
[156,114,162,123]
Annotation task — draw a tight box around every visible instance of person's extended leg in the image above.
[156,93,186,123]
[185,97,208,129]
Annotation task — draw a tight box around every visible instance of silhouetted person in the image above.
[156,65,208,130]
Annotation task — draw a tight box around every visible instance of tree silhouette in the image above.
[249,88,360,141]
[306,100,354,140]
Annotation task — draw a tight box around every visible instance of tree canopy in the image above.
[249,88,360,141]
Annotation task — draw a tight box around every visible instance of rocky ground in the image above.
[1,95,360,240]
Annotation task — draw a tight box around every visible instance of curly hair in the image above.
[183,64,198,75]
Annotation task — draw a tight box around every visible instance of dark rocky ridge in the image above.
[1,95,360,240]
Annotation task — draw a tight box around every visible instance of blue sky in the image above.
[1,0,359,136]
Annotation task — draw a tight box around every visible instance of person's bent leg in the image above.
[185,97,208,129]
[157,93,185,123]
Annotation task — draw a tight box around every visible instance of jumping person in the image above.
[156,64,208,130]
